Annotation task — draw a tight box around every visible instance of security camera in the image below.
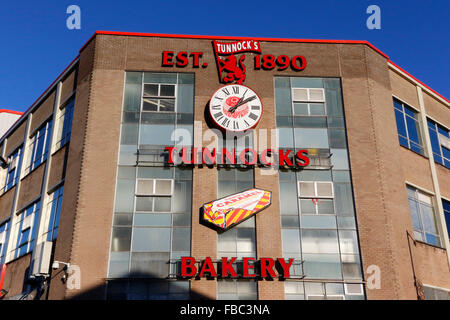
[52,261,60,270]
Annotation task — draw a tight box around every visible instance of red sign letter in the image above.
[202,148,216,165]
[260,258,277,278]
[190,52,203,68]
[277,258,294,278]
[243,257,256,278]
[162,51,174,67]
[181,257,197,277]
[279,149,293,166]
[221,257,238,277]
[176,51,189,67]
[164,147,177,164]
[199,257,217,277]
[295,149,309,167]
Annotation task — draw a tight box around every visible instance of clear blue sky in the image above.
[1,0,448,112]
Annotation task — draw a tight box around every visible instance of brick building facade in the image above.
[0,31,449,300]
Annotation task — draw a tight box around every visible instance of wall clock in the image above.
[209,84,262,132]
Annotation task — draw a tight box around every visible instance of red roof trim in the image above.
[0,109,23,116]
[80,31,448,102]
[79,30,390,59]
[388,60,449,104]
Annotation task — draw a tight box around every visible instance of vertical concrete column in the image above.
[416,86,450,266]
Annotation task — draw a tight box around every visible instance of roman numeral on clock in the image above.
[248,112,259,121]
[233,121,239,130]
[222,118,230,128]
[232,86,239,94]
[214,112,224,121]
[222,88,230,96]
[211,105,221,110]
[251,105,260,111]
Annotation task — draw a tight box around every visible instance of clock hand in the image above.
[229,95,257,113]
[229,96,244,113]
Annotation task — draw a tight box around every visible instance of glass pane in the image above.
[140,123,175,146]
[309,103,325,115]
[294,128,329,148]
[298,170,332,181]
[160,85,175,97]
[137,180,154,195]
[316,182,333,197]
[303,254,342,279]
[420,203,438,234]
[115,179,135,213]
[177,84,194,113]
[301,229,339,253]
[278,128,294,148]
[300,215,337,229]
[108,252,130,278]
[133,214,171,227]
[299,182,315,197]
[331,149,349,170]
[135,197,154,212]
[339,230,359,254]
[282,229,301,253]
[144,84,158,96]
[132,228,171,252]
[142,98,158,111]
[294,116,327,128]
[275,78,292,116]
[155,180,172,195]
[300,199,316,214]
[130,252,170,278]
[405,116,421,145]
[294,103,308,115]
[111,227,132,252]
[172,228,190,251]
[317,199,334,214]
[279,181,298,215]
[342,254,362,280]
[154,197,171,212]
[144,73,177,84]
[334,183,354,216]
[281,216,300,227]
[159,99,175,112]
[329,128,347,148]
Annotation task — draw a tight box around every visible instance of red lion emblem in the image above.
[218,54,246,84]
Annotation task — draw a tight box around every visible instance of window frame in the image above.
[54,96,75,151]
[393,98,424,155]
[141,82,177,113]
[4,146,23,193]
[10,201,40,260]
[24,119,53,175]
[427,118,450,169]
[407,186,442,247]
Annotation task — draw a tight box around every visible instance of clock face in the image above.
[209,84,263,132]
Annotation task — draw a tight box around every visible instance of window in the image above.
[55,97,75,150]
[4,146,23,192]
[407,186,441,246]
[393,99,424,155]
[443,199,450,240]
[24,120,52,175]
[427,119,450,169]
[10,201,40,259]
[135,179,173,212]
[142,83,176,112]
[217,167,257,300]
[0,221,9,263]
[292,88,326,116]
[40,185,64,242]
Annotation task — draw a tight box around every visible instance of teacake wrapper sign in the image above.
[202,188,271,231]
